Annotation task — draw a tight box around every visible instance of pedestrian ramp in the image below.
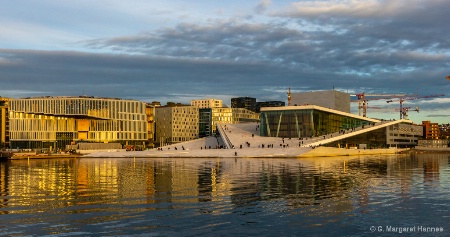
[302,119,413,147]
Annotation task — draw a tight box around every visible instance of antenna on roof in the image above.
[287,87,292,106]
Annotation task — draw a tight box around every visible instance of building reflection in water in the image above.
[0,161,8,214]
[0,154,448,219]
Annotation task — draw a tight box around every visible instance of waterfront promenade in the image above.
[85,122,406,158]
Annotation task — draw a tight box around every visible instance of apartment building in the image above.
[422,120,439,140]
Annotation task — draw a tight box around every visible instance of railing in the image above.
[216,123,233,149]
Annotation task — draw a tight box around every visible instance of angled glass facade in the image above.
[260,107,375,138]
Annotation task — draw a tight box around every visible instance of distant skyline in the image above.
[0,0,449,124]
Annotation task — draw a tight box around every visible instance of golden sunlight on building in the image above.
[9,96,149,150]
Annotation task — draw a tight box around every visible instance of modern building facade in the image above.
[155,106,199,146]
[260,105,377,138]
[231,97,257,112]
[260,105,422,148]
[199,108,212,137]
[256,101,285,113]
[324,121,423,148]
[290,90,350,113]
[191,99,223,109]
[0,97,9,148]
[422,120,439,139]
[199,108,260,137]
[211,108,260,134]
[146,104,156,148]
[9,96,148,150]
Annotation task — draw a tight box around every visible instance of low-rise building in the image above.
[439,124,450,139]
[417,139,449,148]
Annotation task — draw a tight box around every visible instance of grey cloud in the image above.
[2,0,450,122]
[0,49,300,103]
[254,0,271,14]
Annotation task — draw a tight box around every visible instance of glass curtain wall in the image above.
[260,109,373,138]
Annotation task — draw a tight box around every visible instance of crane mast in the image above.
[351,93,407,117]
[387,94,444,119]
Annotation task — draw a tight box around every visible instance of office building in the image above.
[231,97,257,112]
[9,96,148,150]
[191,99,223,109]
[155,106,199,146]
[290,90,350,113]
[199,108,212,137]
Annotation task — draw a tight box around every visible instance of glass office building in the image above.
[9,96,148,150]
[199,108,212,137]
[260,106,378,138]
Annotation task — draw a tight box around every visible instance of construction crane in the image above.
[386,94,445,119]
[370,106,419,119]
[351,93,407,117]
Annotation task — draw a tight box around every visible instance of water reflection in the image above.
[1,154,449,236]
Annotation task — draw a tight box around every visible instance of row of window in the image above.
[9,117,147,133]
[10,98,146,119]
[10,131,147,141]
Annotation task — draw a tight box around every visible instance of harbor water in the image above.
[1,153,449,236]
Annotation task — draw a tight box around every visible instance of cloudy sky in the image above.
[1,0,449,123]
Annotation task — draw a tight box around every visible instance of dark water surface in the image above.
[1,153,449,236]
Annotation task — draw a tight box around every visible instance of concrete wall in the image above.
[291,90,350,113]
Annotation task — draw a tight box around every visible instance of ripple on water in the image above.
[0,155,449,236]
